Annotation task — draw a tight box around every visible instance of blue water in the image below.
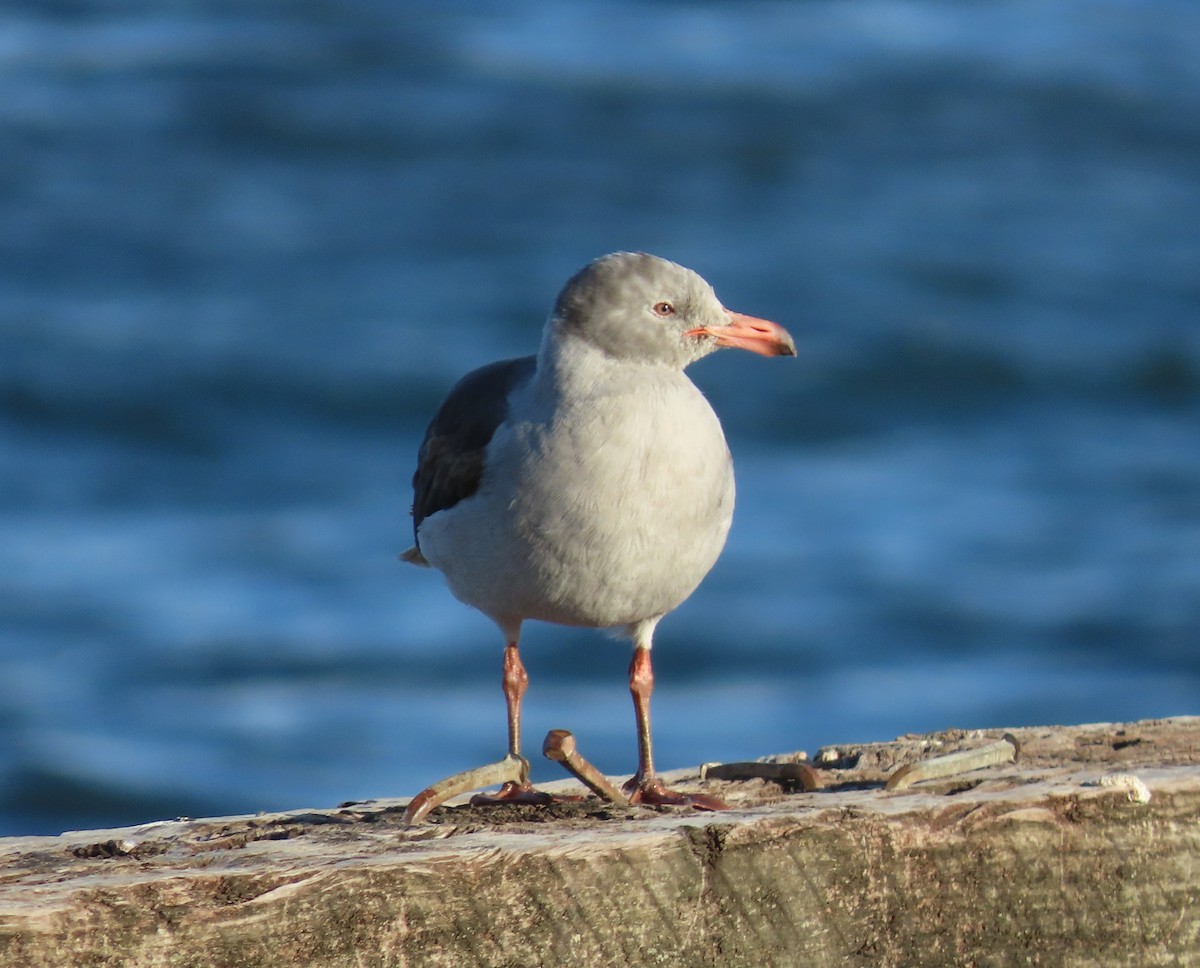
[1,0,1198,836]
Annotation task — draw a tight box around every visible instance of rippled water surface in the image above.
[1,0,1198,835]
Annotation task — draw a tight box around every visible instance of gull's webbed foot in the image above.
[468,780,554,807]
[623,774,728,812]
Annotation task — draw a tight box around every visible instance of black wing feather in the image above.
[410,355,537,546]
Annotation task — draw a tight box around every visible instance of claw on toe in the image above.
[624,775,729,812]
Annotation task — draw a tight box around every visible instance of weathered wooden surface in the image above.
[0,717,1197,967]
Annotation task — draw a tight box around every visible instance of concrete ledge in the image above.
[1,717,1197,966]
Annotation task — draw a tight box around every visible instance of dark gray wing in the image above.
[410,355,537,546]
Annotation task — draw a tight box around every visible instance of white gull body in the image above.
[419,332,735,633]
[402,252,794,820]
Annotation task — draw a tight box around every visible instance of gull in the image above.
[400,252,795,823]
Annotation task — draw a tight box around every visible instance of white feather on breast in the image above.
[418,350,735,630]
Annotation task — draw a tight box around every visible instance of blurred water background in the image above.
[1,0,1197,836]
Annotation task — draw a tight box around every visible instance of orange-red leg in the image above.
[623,645,727,811]
[470,640,551,806]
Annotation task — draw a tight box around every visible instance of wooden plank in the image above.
[0,717,1196,967]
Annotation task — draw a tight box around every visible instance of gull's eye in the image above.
[652,301,675,317]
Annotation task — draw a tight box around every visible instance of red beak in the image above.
[686,311,796,357]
